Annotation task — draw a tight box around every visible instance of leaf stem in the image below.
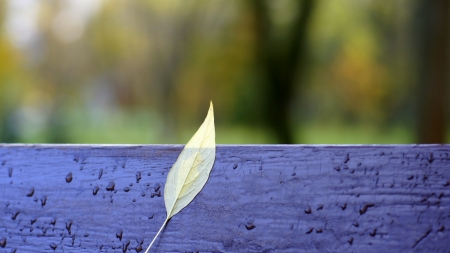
[144,217,169,253]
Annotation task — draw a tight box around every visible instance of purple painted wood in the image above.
[0,144,449,252]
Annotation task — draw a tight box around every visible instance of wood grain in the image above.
[0,144,449,252]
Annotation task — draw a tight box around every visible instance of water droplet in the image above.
[370,228,377,237]
[1,160,5,166]
[84,233,89,237]
[341,203,347,210]
[359,203,375,215]
[316,205,323,211]
[7,167,13,177]
[27,187,35,197]
[49,243,57,250]
[135,240,143,252]
[316,228,323,233]
[141,191,145,197]
[147,172,151,176]
[66,220,73,234]
[129,183,133,187]
[437,225,445,232]
[427,153,434,163]
[305,228,313,234]
[106,181,115,191]
[136,171,142,183]
[0,237,6,247]
[343,153,350,163]
[233,164,238,170]
[65,172,73,183]
[31,217,37,225]
[93,186,99,195]
[407,175,414,180]
[116,229,123,241]
[123,239,130,253]
[132,198,136,202]
[41,195,47,207]
[154,183,161,192]
[304,207,312,214]
[245,222,255,230]
[438,192,444,199]
[348,237,353,245]
[151,190,161,198]
[98,168,103,179]
[11,211,20,220]
[353,222,359,227]
[50,218,56,225]
[124,187,130,192]
[148,214,154,219]
[334,166,340,172]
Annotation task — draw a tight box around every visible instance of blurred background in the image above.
[0,0,448,144]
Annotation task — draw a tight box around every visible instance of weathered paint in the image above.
[0,144,449,252]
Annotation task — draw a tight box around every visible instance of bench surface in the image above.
[0,144,449,252]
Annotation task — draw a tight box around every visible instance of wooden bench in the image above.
[0,144,449,252]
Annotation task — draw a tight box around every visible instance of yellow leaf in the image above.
[144,102,216,253]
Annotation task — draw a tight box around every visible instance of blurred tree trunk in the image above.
[416,0,449,143]
[251,0,314,144]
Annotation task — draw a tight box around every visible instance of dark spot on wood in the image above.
[316,228,323,233]
[343,153,350,163]
[151,190,161,198]
[154,183,161,192]
[317,205,323,210]
[7,167,13,177]
[27,187,35,197]
[444,181,450,186]
[334,166,340,172]
[407,175,414,180]
[359,203,375,215]
[66,220,73,234]
[348,237,353,245]
[136,171,142,183]
[116,229,123,241]
[148,214,154,219]
[427,153,434,163]
[93,186,99,195]
[305,228,313,234]
[98,168,103,179]
[49,243,57,250]
[353,222,359,227]
[31,217,37,225]
[50,218,56,225]
[106,181,115,191]
[437,225,445,232]
[147,172,151,176]
[245,223,255,230]
[135,240,143,252]
[233,164,238,169]
[0,237,6,247]
[123,239,130,253]
[304,207,312,214]
[341,203,347,210]
[123,187,130,192]
[84,233,89,237]
[370,228,377,237]
[11,211,20,220]
[65,172,73,183]
[438,192,444,199]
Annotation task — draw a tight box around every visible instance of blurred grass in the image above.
[17,108,449,144]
